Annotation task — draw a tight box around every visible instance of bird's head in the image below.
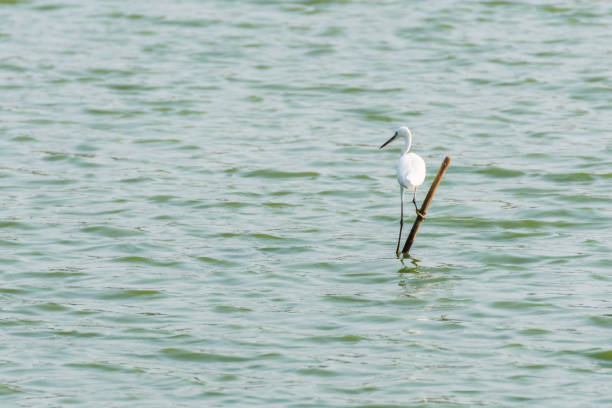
[380,126,412,149]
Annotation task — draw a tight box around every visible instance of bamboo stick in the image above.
[401,156,451,256]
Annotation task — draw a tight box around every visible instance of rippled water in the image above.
[2,0,612,406]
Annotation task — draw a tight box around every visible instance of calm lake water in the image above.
[2,0,612,406]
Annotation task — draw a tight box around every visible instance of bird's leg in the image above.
[413,188,425,220]
[396,188,404,257]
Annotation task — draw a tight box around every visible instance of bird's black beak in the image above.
[379,132,398,149]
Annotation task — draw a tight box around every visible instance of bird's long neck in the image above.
[401,132,412,155]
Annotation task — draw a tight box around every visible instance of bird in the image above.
[379,126,426,257]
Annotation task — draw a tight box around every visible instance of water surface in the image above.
[1,0,612,406]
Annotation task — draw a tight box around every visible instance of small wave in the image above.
[245,169,319,178]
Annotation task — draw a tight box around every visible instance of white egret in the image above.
[380,126,426,256]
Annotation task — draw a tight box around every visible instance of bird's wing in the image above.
[397,153,426,188]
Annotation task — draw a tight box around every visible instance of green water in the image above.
[2,0,612,406]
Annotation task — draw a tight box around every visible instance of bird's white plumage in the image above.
[397,152,426,191]
[390,127,425,192]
